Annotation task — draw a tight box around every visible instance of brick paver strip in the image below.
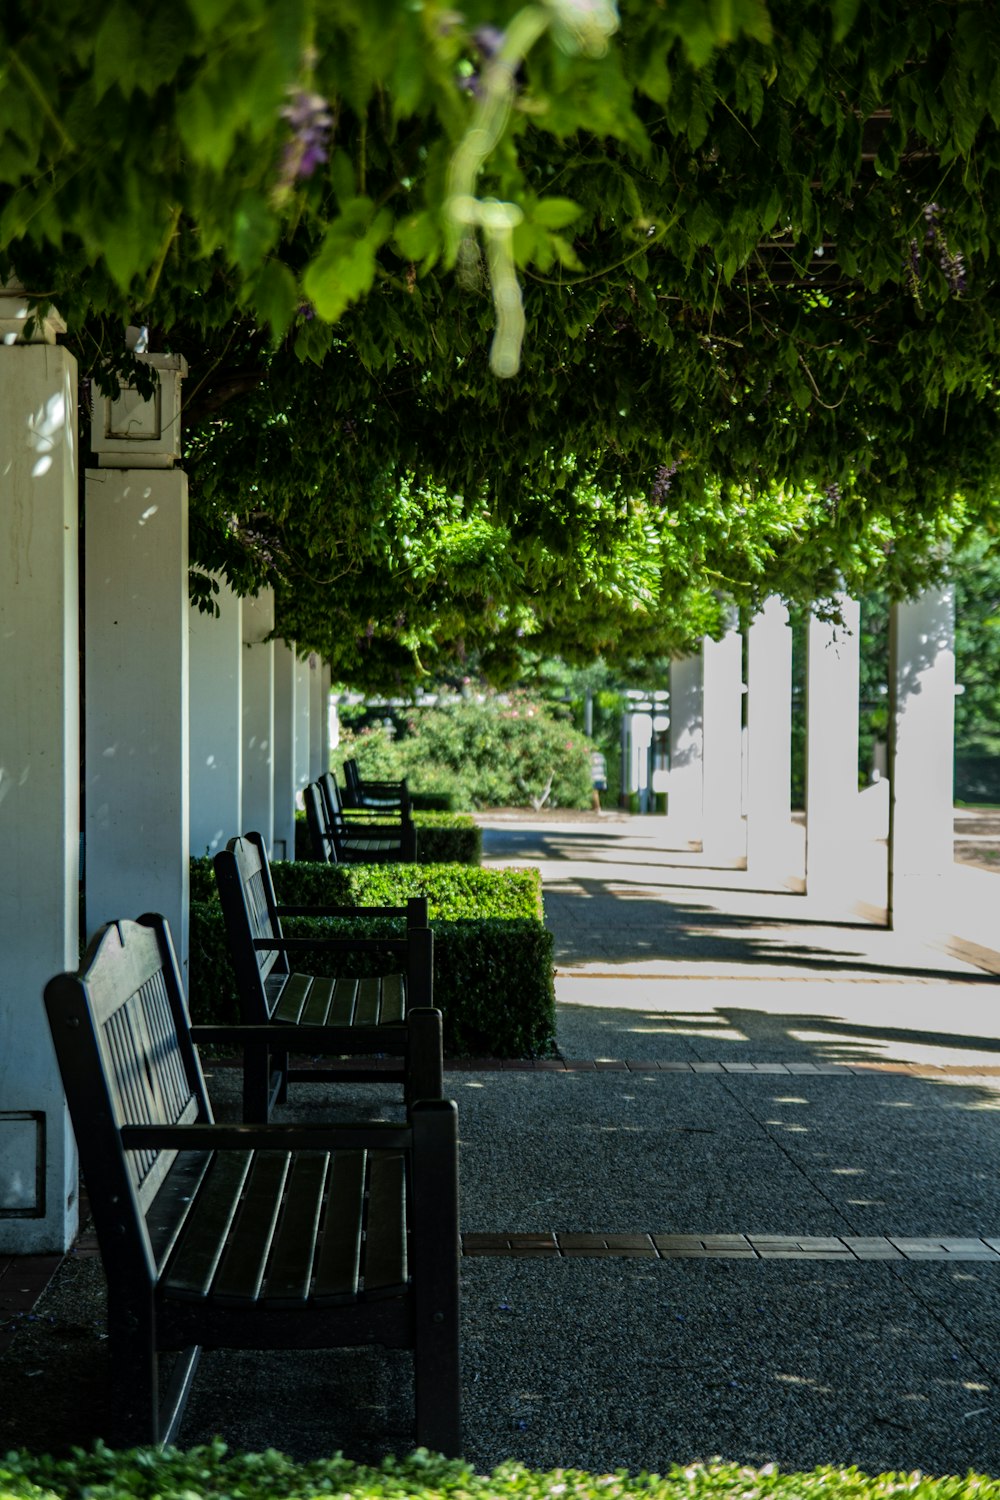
[203,1056,1000,1077]
[436,1059,1000,1076]
[460,1234,1000,1261]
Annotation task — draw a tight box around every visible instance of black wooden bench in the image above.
[214,831,438,1121]
[44,912,461,1453]
[304,773,417,864]
[344,758,411,814]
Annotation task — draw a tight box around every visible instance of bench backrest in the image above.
[44,914,211,1282]
[213,833,288,1019]
[320,769,347,827]
[304,778,336,863]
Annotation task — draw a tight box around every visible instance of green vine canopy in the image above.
[3,0,1000,687]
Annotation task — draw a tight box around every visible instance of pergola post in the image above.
[242,590,275,850]
[745,596,797,885]
[701,616,746,865]
[888,588,956,929]
[272,639,300,860]
[804,598,862,909]
[189,574,243,858]
[309,655,325,780]
[84,346,190,979]
[667,653,704,844]
[294,651,312,801]
[321,663,333,770]
[0,286,80,1252]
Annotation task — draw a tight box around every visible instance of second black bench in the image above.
[213,831,439,1121]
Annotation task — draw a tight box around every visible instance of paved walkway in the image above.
[6,813,1000,1476]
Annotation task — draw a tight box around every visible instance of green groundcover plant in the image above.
[3,1446,998,1500]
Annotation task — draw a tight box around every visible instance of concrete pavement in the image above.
[7,810,1000,1476]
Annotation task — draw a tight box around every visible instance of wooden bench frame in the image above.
[304,774,417,864]
[343,758,411,814]
[45,913,461,1453]
[214,831,438,1122]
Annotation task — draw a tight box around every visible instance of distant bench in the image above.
[44,911,461,1453]
[304,772,417,864]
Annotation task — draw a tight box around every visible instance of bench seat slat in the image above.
[211,1151,291,1304]
[313,1150,366,1302]
[271,973,312,1024]
[262,1152,330,1306]
[328,977,360,1027]
[355,977,382,1027]
[162,1152,252,1299]
[363,1153,407,1294]
[379,974,405,1025]
[146,1150,214,1272]
[300,976,337,1026]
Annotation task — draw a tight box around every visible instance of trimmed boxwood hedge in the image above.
[293,809,481,865]
[190,857,540,918]
[3,1447,990,1500]
[188,858,553,1058]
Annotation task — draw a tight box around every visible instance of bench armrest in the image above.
[250,935,412,955]
[120,1121,414,1152]
[190,1019,436,1049]
[274,903,418,920]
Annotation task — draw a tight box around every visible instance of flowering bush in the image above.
[336,697,594,810]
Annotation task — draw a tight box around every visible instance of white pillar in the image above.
[242,591,275,849]
[294,651,311,797]
[701,618,746,865]
[888,589,956,929]
[804,599,862,908]
[309,656,325,780]
[190,575,242,858]
[85,352,190,979]
[667,654,703,844]
[272,640,298,861]
[0,288,79,1251]
[745,596,797,884]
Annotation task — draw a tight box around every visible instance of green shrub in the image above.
[410,790,454,811]
[192,856,536,918]
[292,809,480,865]
[412,812,482,864]
[5,1447,998,1500]
[338,695,594,810]
[188,860,552,1057]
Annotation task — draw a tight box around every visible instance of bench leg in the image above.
[107,1287,160,1446]
[410,1100,462,1456]
[406,1009,443,1108]
[243,1041,272,1123]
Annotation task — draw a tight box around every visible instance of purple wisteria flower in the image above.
[650,461,678,505]
[277,88,334,189]
[905,202,967,300]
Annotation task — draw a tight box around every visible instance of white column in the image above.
[745,596,797,884]
[667,654,703,844]
[85,351,190,979]
[888,589,956,929]
[190,575,242,857]
[0,288,79,1252]
[272,639,298,861]
[309,656,325,780]
[294,651,311,797]
[804,599,862,908]
[242,590,275,849]
[701,617,746,865]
